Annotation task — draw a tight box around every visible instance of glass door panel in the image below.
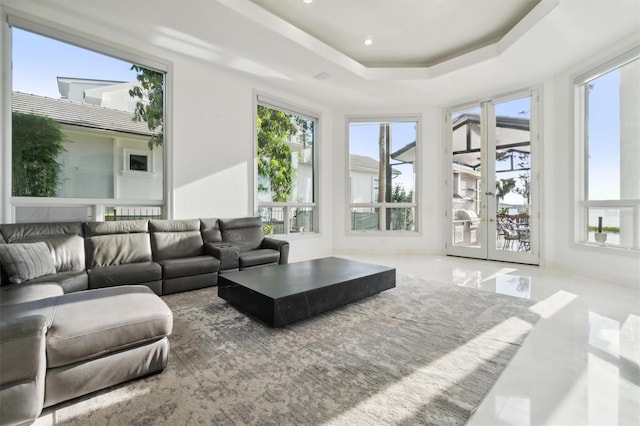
[489,95,538,264]
[448,106,487,258]
[447,92,538,265]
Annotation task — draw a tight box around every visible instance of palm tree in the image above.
[496,178,516,207]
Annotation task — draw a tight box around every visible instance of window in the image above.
[348,118,418,232]
[576,49,640,250]
[123,149,154,174]
[129,155,149,172]
[256,95,318,235]
[6,21,167,222]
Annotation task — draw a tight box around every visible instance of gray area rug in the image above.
[51,274,539,425]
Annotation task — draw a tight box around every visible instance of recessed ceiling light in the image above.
[364,38,373,46]
[303,0,313,4]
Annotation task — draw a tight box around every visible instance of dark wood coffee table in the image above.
[217,257,395,327]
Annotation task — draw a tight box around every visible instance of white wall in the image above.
[0,1,637,285]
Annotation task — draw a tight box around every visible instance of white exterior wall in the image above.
[350,170,376,203]
[56,128,163,201]
[115,137,163,200]
[57,129,114,198]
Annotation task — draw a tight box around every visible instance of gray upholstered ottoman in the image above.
[0,285,173,425]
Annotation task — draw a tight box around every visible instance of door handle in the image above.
[485,192,494,196]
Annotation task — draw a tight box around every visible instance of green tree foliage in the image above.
[12,112,65,197]
[256,105,298,202]
[392,184,414,202]
[129,65,164,150]
[391,184,414,230]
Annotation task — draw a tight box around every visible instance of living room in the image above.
[0,0,638,425]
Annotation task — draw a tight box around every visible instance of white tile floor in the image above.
[338,253,640,426]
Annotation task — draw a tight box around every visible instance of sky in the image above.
[12,28,137,99]
[586,68,621,201]
[349,121,417,195]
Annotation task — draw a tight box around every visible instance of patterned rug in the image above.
[49,274,539,425]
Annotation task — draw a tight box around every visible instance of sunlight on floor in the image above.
[36,387,151,425]
[528,290,578,319]
[335,253,639,425]
[323,316,533,425]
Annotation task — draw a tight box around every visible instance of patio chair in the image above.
[498,219,520,250]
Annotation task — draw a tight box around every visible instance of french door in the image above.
[445,91,539,265]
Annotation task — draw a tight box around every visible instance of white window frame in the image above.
[254,93,320,235]
[1,12,172,222]
[573,47,640,252]
[347,115,420,234]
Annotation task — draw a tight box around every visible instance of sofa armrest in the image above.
[0,315,48,425]
[261,238,289,265]
[1,282,64,306]
[204,243,240,271]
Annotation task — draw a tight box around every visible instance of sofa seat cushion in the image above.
[29,270,88,294]
[239,249,280,269]
[0,283,63,306]
[45,286,172,368]
[158,255,219,279]
[88,262,162,289]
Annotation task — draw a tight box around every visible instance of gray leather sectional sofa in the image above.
[0,216,288,425]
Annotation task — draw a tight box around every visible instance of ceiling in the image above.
[218,0,639,107]
[3,0,639,109]
[249,0,543,68]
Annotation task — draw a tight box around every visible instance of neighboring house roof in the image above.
[390,141,416,164]
[350,154,401,175]
[12,91,152,136]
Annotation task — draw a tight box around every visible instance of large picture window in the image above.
[256,96,318,235]
[348,118,418,232]
[576,49,640,250]
[7,22,167,222]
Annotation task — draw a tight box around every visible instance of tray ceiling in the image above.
[249,0,543,68]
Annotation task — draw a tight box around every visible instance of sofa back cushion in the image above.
[84,220,152,268]
[200,218,222,243]
[0,242,56,284]
[149,219,204,261]
[219,217,264,251]
[0,222,85,273]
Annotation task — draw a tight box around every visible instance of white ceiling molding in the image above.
[231,0,559,80]
[217,0,368,78]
